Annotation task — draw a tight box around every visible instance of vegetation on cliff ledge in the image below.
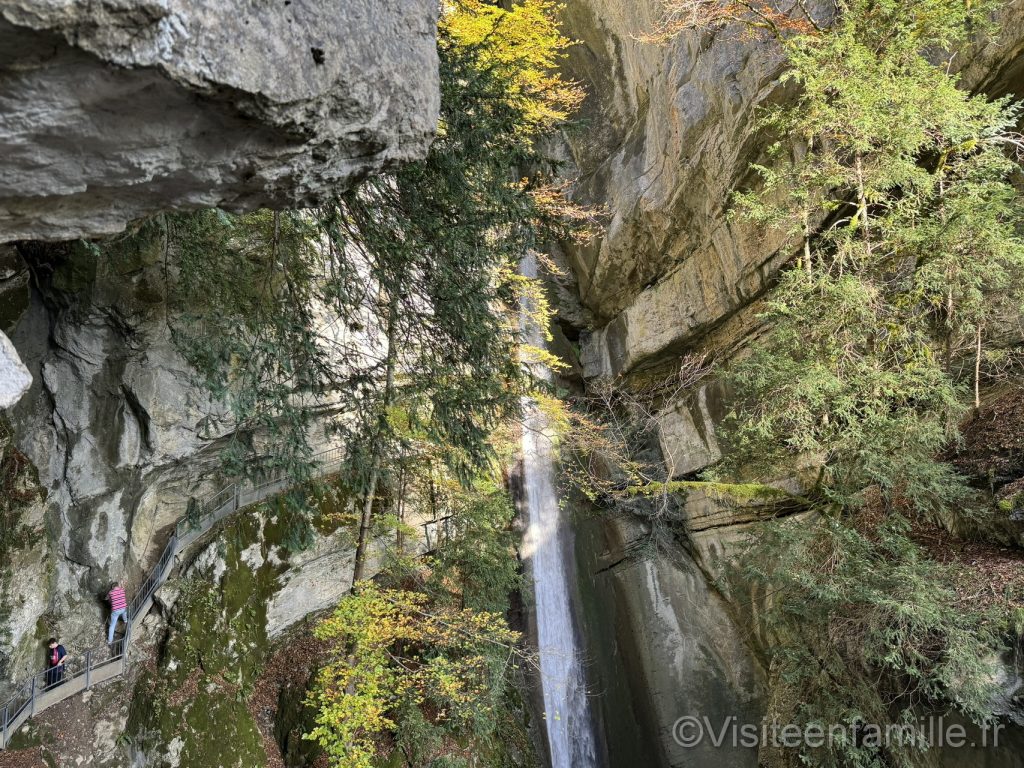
[168,0,584,589]
[627,2,1024,767]
[153,1,581,766]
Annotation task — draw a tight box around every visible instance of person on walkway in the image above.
[107,582,128,645]
[45,637,67,689]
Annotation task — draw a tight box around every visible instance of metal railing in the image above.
[0,632,130,749]
[0,444,348,750]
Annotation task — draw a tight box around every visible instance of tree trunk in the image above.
[855,153,871,260]
[352,291,400,586]
[428,461,437,520]
[396,462,406,553]
[802,136,814,277]
[352,470,380,585]
[802,205,813,277]
[974,323,983,414]
[944,288,954,375]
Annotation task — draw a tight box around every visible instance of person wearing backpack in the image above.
[107,583,128,645]
[45,637,68,688]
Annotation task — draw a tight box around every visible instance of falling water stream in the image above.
[520,254,599,768]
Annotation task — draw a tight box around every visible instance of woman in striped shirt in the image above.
[108,583,127,645]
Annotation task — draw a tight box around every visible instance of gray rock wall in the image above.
[2,222,238,682]
[575,512,765,768]
[561,0,1024,380]
[559,0,792,336]
[555,3,1024,766]
[0,0,440,243]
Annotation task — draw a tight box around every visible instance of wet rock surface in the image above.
[575,512,765,768]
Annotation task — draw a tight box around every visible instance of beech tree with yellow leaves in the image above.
[305,583,524,768]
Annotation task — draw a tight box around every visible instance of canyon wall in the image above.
[2,0,1023,765]
[552,2,1024,766]
[0,0,440,244]
[0,0,441,415]
[560,0,1024,381]
[0,0,441,717]
[0,223,350,690]
[0,0,444,749]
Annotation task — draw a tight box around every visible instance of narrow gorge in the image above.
[1,2,1023,768]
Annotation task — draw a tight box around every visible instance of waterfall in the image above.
[520,253,599,768]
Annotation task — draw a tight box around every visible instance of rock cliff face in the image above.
[547,17,820,759]
[2,0,1023,763]
[558,0,791,362]
[6,496,365,767]
[0,219,354,693]
[1,223,229,682]
[0,0,441,417]
[575,513,765,768]
[125,501,351,768]
[552,2,1024,766]
[0,0,440,244]
[560,0,1024,381]
[0,0,441,688]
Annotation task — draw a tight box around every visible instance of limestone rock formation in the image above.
[560,0,792,344]
[2,223,239,681]
[0,247,32,408]
[0,332,31,409]
[560,0,1024,381]
[554,2,1024,765]
[575,514,765,768]
[0,0,440,244]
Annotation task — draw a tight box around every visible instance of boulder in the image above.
[0,331,31,409]
[656,384,722,478]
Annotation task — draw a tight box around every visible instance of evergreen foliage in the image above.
[736,513,1002,768]
[168,2,579,764]
[170,209,328,485]
[169,0,585,581]
[425,478,522,614]
[720,0,1024,513]
[640,2,1024,765]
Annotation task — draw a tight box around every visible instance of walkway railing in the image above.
[0,444,448,750]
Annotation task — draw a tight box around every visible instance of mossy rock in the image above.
[164,515,288,688]
[124,570,271,766]
[51,243,99,296]
[5,719,47,750]
[52,218,167,307]
[121,479,363,767]
[126,675,265,768]
[122,513,282,764]
[0,246,30,334]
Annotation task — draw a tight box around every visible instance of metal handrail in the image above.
[0,443,347,749]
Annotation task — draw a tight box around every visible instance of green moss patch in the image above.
[126,673,266,768]
[625,479,799,504]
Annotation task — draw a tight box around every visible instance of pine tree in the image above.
[642,3,1024,765]
[168,1,586,578]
